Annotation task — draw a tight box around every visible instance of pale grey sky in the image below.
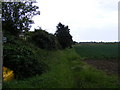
[31,0,118,42]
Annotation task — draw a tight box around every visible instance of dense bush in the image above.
[3,37,47,79]
[28,29,61,50]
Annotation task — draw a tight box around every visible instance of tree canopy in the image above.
[55,22,73,49]
[2,2,40,36]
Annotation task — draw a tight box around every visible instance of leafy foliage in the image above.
[55,22,73,49]
[3,36,47,79]
[28,28,61,50]
[2,2,40,36]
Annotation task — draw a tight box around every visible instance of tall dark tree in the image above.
[55,22,73,49]
[2,1,40,36]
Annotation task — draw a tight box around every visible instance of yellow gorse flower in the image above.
[3,67,14,81]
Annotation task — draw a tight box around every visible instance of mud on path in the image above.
[82,59,118,76]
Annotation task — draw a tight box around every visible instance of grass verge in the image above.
[3,48,119,88]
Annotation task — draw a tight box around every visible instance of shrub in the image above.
[3,38,47,79]
[28,29,61,50]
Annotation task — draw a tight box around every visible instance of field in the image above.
[74,43,118,60]
[74,43,119,75]
[3,43,119,88]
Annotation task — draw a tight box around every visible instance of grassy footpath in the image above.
[3,48,119,88]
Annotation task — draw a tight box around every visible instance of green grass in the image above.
[74,43,118,60]
[3,48,119,88]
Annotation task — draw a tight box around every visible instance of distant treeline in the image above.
[73,41,120,45]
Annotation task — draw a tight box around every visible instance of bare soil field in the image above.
[83,59,118,76]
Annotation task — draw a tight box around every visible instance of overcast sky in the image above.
[31,0,118,42]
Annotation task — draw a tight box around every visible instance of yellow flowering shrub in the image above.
[3,67,14,81]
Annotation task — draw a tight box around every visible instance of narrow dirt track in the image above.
[83,59,118,76]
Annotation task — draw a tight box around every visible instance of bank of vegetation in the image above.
[2,2,119,88]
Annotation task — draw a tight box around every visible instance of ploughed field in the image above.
[74,43,119,75]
